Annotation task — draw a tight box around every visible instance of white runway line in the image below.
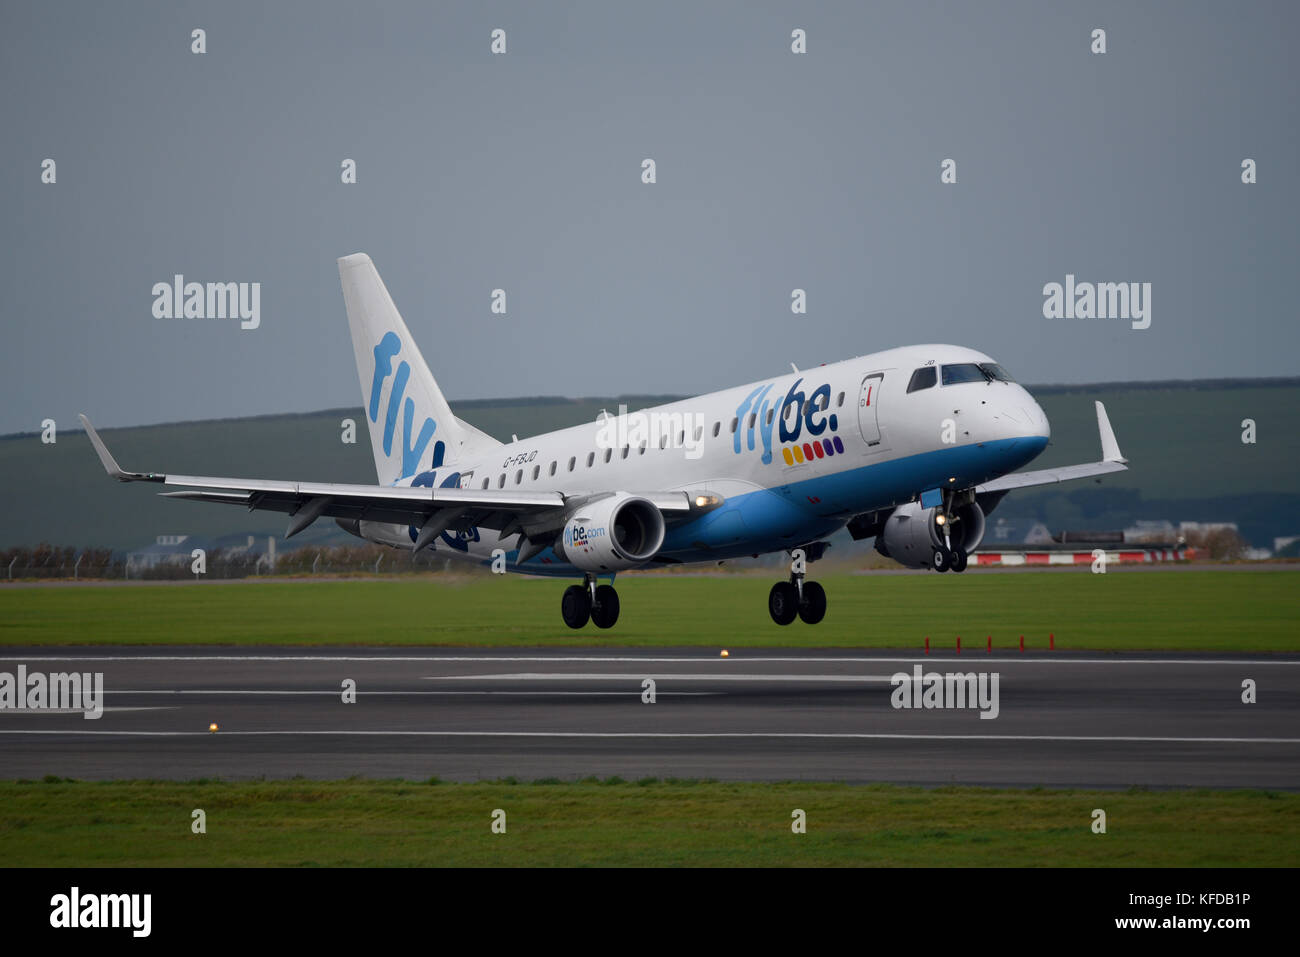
[96,689,716,697]
[0,707,174,714]
[1,654,1296,665]
[0,729,1296,744]
[423,673,897,682]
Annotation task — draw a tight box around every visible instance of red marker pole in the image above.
[1049,633,1055,651]
[925,636,929,655]
[1019,635,1024,653]
[956,635,961,655]
[987,635,992,653]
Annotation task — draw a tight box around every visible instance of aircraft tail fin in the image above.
[338,253,496,484]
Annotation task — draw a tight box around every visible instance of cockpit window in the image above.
[979,362,1014,382]
[906,367,937,393]
[940,363,988,385]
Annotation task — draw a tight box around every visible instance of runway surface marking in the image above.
[0,707,174,714]
[73,689,717,697]
[1,654,1295,665]
[424,672,897,682]
[0,730,1296,744]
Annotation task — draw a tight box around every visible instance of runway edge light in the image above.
[209,723,218,733]
[720,649,729,657]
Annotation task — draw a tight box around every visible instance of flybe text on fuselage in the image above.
[369,331,443,479]
[732,377,843,466]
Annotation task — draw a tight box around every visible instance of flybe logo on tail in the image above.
[369,332,443,478]
[733,377,842,465]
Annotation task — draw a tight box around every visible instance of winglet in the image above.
[78,414,162,482]
[1095,401,1126,464]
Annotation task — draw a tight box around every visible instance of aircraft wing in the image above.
[79,414,693,546]
[975,401,1128,495]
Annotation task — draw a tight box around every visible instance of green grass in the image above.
[0,569,1296,650]
[1,778,1294,867]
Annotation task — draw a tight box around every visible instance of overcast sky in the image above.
[2,0,1296,434]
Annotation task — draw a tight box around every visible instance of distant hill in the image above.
[2,380,1296,551]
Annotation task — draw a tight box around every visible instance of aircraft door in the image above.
[858,373,884,447]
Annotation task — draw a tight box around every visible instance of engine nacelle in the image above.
[874,501,986,568]
[554,494,666,572]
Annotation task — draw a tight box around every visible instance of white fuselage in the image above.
[359,344,1051,574]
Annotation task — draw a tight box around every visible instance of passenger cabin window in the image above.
[621,447,629,459]
[836,391,845,407]
[497,474,505,488]
[515,470,523,484]
[586,452,594,467]
[481,478,489,489]
[549,461,556,476]
[907,367,938,393]
[940,363,987,386]
[603,448,612,463]
[568,456,576,471]
[712,422,720,437]
[532,465,540,480]
[730,417,738,433]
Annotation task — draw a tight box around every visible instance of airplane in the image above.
[80,253,1128,629]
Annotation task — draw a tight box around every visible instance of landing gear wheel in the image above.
[950,547,968,573]
[590,584,620,629]
[561,585,591,629]
[932,548,952,573]
[768,581,799,626]
[798,580,827,625]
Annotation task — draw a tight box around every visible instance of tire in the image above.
[950,547,968,573]
[591,584,620,629]
[798,580,827,625]
[932,548,952,573]
[768,581,799,626]
[561,585,591,629]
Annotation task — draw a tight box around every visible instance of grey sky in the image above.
[2,0,1296,435]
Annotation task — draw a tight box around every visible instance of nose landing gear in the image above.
[769,547,827,625]
[561,574,621,629]
[931,545,969,573]
[933,495,970,573]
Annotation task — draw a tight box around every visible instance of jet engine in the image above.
[553,494,666,572]
[874,501,986,569]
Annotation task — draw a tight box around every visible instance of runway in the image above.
[1,646,1297,788]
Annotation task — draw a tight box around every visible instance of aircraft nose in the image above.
[1027,398,1050,440]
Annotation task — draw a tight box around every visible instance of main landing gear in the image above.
[561,574,620,629]
[769,547,826,626]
